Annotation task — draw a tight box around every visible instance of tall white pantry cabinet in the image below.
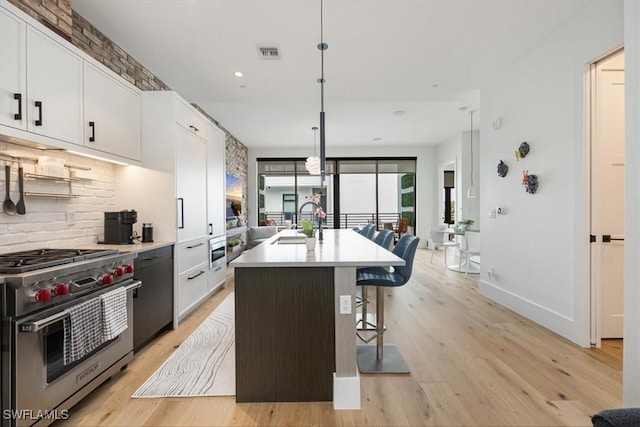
[115,91,226,325]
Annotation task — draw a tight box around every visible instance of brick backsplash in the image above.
[4,0,250,248]
[0,143,116,253]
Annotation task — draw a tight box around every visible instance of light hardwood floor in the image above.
[58,248,622,426]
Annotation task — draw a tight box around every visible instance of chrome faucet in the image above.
[299,201,323,242]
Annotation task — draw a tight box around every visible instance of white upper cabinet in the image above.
[0,8,27,131]
[0,2,141,164]
[207,123,226,237]
[84,62,141,161]
[25,25,83,145]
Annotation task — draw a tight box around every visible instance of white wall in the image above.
[248,145,437,248]
[624,0,640,407]
[478,1,623,345]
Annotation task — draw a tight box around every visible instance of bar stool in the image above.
[355,234,420,373]
[356,229,395,332]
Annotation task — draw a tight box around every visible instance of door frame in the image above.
[586,46,625,347]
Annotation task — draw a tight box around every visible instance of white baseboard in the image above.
[333,372,361,409]
[478,279,583,345]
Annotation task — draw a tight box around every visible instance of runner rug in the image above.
[132,292,235,397]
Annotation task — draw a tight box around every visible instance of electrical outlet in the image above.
[66,211,75,225]
[339,295,352,314]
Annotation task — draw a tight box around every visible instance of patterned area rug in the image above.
[132,293,235,397]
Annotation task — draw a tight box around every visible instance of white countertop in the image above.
[230,229,404,268]
[80,241,174,253]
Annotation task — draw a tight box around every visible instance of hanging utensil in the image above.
[3,163,17,216]
[16,163,26,215]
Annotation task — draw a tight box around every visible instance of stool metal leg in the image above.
[356,286,410,374]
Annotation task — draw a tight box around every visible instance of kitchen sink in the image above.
[273,235,307,244]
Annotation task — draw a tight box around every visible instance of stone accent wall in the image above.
[7,0,72,40]
[71,11,170,91]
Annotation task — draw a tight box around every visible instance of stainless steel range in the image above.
[0,248,141,427]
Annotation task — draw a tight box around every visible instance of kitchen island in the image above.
[230,228,404,409]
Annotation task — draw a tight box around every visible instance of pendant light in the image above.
[467,110,477,199]
[305,126,320,175]
[317,0,327,187]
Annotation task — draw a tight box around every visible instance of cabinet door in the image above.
[84,62,141,161]
[26,26,83,144]
[207,123,226,236]
[177,263,208,319]
[0,8,26,130]
[176,126,208,242]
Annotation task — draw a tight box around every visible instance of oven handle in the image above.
[18,280,143,333]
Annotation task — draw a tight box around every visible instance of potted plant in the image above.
[453,218,474,233]
[228,238,241,251]
[301,219,316,251]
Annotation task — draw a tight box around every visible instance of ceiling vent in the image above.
[258,47,281,60]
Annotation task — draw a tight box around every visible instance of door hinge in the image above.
[590,235,596,243]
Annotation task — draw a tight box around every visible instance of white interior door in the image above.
[592,49,625,339]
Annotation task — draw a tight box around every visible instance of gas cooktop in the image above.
[0,248,119,274]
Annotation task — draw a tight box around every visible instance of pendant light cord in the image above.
[470,111,474,186]
[318,0,327,186]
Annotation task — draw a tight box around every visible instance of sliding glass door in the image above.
[257,158,416,234]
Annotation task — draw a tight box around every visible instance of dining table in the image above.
[438,228,480,274]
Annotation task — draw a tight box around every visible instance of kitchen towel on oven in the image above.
[100,286,128,340]
[63,297,106,365]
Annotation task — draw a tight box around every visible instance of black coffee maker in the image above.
[103,210,137,244]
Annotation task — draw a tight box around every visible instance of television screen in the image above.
[226,172,243,218]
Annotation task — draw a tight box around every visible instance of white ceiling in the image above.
[71,0,590,149]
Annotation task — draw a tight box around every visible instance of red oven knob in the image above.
[100,274,114,285]
[33,288,52,303]
[124,264,134,274]
[113,266,125,277]
[53,283,69,296]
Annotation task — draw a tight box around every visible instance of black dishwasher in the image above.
[133,245,174,352]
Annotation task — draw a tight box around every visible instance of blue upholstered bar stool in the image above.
[357,229,395,332]
[360,223,376,240]
[356,234,420,373]
[373,229,394,250]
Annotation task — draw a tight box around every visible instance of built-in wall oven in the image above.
[209,235,226,271]
[0,249,140,427]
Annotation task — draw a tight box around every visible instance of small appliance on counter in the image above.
[141,223,154,243]
[102,210,137,244]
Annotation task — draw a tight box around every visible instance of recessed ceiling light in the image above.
[234,71,243,77]
[432,84,439,88]
[239,85,246,89]
[393,110,406,116]
[373,137,382,141]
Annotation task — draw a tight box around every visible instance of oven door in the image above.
[209,236,226,270]
[12,280,140,426]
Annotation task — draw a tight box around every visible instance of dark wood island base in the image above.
[235,266,336,402]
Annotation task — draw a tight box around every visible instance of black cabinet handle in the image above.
[142,255,162,261]
[89,121,95,142]
[13,93,22,120]
[209,223,213,235]
[189,125,199,132]
[34,101,42,126]
[186,242,204,249]
[602,235,624,242]
[177,198,184,229]
[187,270,205,280]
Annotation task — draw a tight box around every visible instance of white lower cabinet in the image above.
[177,262,209,318]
